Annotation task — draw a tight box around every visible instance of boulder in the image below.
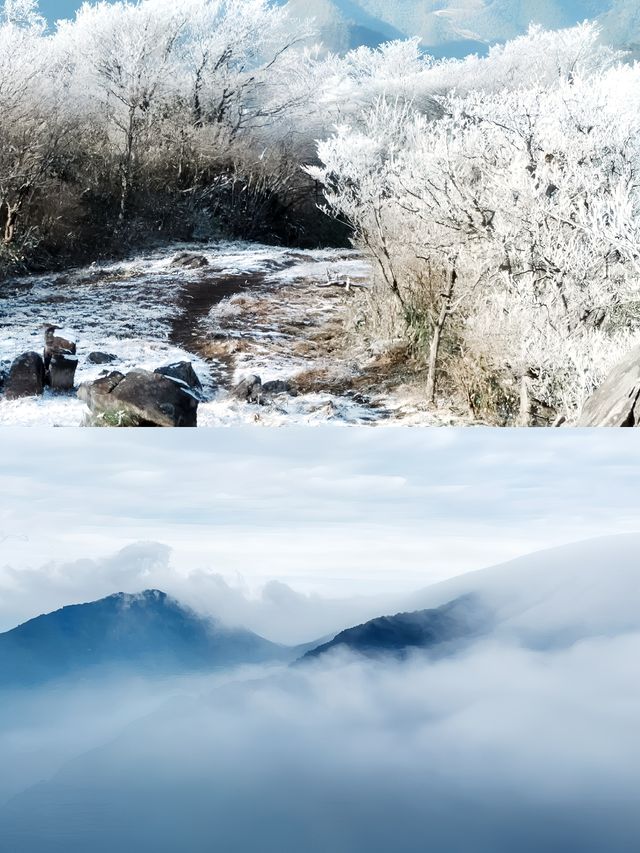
[261,379,294,396]
[78,369,198,427]
[170,252,209,270]
[4,351,45,399]
[232,374,262,404]
[154,362,204,397]
[88,351,118,365]
[576,345,640,426]
[49,352,78,392]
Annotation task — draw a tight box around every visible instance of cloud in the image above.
[1,531,639,850]
[2,429,640,622]
[1,633,639,852]
[0,541,169,622]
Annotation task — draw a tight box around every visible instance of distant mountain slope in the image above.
[285,0,626,56]
[3,536,639,853]
[0,590,290,686]
[303,534,640,660]
[404,534,640,649]
[47,1,636,56]
[302,594,492,660]
[293,0,405,48]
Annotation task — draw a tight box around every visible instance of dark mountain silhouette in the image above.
[0,590,291,686]
[301,594,492,661]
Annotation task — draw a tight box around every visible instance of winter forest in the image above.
[2,0,640,424]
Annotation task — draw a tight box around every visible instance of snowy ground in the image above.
[0,241,458,427]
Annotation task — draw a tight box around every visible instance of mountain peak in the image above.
[108,589,169,605]
[0,590,289,687]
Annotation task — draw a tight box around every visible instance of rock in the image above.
[154,362,204,396]
[576,345,640,426]
[232,374,262,403]
[78,369,198,427]
[4,352,45,399]
[231,376,295,404]
[0,360,9,391]
[43,324,76,369]
[79,371,125,406]
[88,351,117,365]
[170,252,209,270]
[43,324,78,392]
[49,352,78,392]
[261,379,294,396]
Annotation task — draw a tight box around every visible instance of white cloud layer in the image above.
[2,633,639,852]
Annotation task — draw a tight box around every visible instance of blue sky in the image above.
[42,0,81,21]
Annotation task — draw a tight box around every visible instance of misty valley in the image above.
[1,536,639,852]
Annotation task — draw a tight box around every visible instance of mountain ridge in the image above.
[285,0,626,55]
[301,593,493,661]
[303,534,640,660]
[45,1,636,57]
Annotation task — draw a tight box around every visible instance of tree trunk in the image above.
[518,373,532,426]
[117,105,136,229]
[426,268,456,405]
[3,185,30,244]
[3,202,17,243]
[193,64,204,128]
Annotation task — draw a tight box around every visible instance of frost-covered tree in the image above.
[172,0,310,133]
[50,0,317,235]
[57,1,185,226]
[312,24,640,422]
[0,0,65,251]
[2,0,44,29]
[455,69,640,419]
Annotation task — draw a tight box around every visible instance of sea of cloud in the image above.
[1,629,639,852]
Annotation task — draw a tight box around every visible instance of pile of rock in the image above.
[2,324,206,427]
[78,362,203,427]
[3,324,78,400]
[44,325,78,392]
[231,374,295,405]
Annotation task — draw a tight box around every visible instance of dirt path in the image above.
[0,241,462,426]
[169,271,265,387]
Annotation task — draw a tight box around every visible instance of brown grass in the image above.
[198,337,251,359]
[290,367,356,396]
